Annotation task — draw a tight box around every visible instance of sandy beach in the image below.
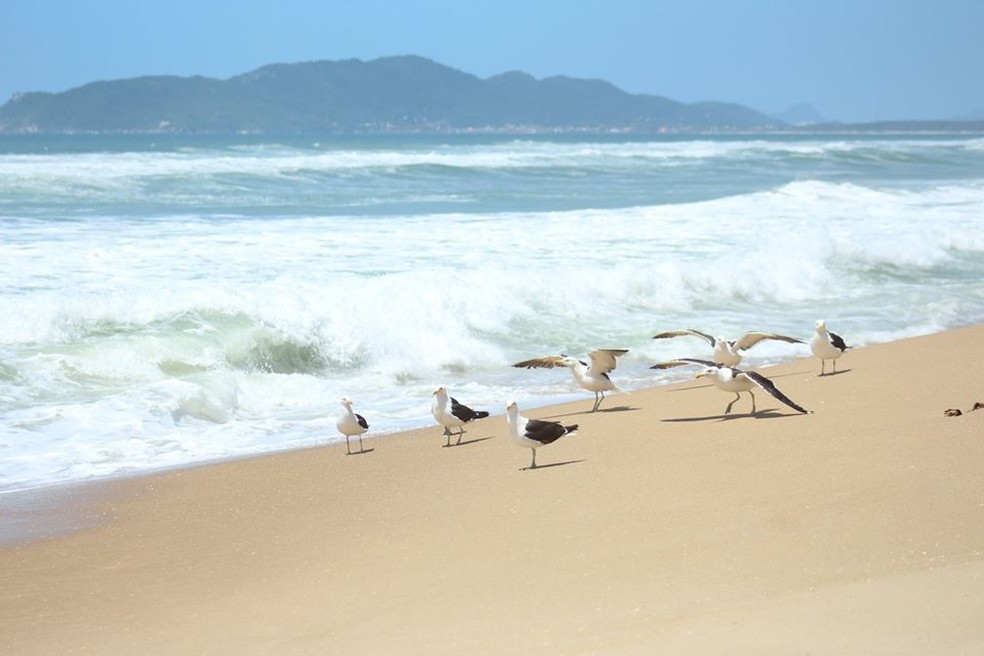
[2,324,983,654]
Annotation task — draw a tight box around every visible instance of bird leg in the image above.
[725,393,740,415]
[358,434,364,453]
[443,427,451,448]
[820,359,827,376]
[749,391,757,414]
[455,428,465,446]
[529,450,537,469]
[345,436,352,455]
[592,392,603,412]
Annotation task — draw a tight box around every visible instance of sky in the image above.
[3,0,983,123]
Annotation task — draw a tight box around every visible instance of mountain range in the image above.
[0,55,781,134]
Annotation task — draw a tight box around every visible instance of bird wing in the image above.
[587,349,628,374]
[524,418,573,445]
[650,358,717,370]
[450,397,489,422]
[355,413,370,430]
[741,371,811,414]
[733,331,805,351]
[828,331,849,351]
[512,355,566,369]
[652,329,716,346]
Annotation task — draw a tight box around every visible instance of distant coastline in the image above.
[3,56,983,136]
[0,56,785,135]
[4,121,984,138]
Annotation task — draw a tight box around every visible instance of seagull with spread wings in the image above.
[653,328,803,367]
[652,358,811,416]
[513,348,628,412]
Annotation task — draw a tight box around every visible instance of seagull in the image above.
[653,329,803,367]
[336,396,369,455]
[512,349,628,412]
[505,400,579,470]
[431,386,490,447]
[651,358,811,416]
[810,320,850,375]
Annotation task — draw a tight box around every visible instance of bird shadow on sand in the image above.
[545,405,639,419]
[817,368,852,378]
[443,436,494,448]
[521,459,586,471]
[597,405,637,414]
[661,408,805,423]
[346,447,376,455]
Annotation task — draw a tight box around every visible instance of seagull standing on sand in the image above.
[431,386,490,447]
[336,396,369,455]
[505,400,579,470]
[810,319,849,375]
[653,329,803,367]
[512,349,628,412]
[651,358,811,416]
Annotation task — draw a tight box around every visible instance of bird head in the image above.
[558,355,580,368]
[432,386,447,397]
[815,319,827,332]
[694,367,717,380]
[341,396,354,408]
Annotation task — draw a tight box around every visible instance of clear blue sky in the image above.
[3,0,982,123]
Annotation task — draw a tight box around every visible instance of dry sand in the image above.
[2,324,983,655]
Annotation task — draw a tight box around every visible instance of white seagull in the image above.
[505,400,579,470]
[431,386,490,447]
[810,320,850,375]
[653,328,803,367]
[651,358,811,416]
[512,349,628,412]
[336,396,369,455]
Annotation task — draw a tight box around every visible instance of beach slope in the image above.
[2,325,983,654]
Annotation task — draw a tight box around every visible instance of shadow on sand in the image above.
[545,405,639,419]
[443,436,494,448]
[661,408,808,423]
[521,459,586,471]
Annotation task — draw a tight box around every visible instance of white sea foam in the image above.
[2,136,978,193]
[2,135,983,492]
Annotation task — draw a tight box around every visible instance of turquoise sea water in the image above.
[1,133,983,491]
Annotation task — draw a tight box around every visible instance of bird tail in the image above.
[474,410,490,419]
[564,424,579,435]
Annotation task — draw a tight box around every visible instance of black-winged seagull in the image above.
[810,319,850,375]
[651,358,811,416]
[431,386,490,447]
[336,396,369,455]
[653,328,803,367]
[512,349,628,412]
[505,400,578,470]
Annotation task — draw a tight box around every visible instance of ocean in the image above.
[1,133,983,493]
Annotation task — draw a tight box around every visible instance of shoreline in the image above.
[0,320,960,508]
[2,324,983,654]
